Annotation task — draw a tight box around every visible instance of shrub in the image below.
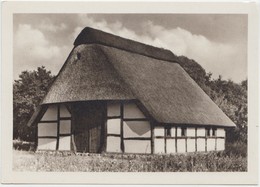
[224,142,247,157]
[13,139,35,151]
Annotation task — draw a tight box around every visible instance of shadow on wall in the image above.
[124,121,150,136]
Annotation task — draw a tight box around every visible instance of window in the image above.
[181,127,187,136]
[212,128,217,136]
[206,128,216,137]
[206,128,210,137]
[166,127,171,137]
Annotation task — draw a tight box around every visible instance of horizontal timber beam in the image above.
[38,120,57,123]
[107,134,121,137]
[38,136,57,139]
[123,137,151,141]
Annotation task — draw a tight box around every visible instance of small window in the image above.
[206,128,210,137]
[166,127,171,137]
[181,128,187,136]
[212,128,217,136]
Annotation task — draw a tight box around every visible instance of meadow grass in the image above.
[13,140,247,172]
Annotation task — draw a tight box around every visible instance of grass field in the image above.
[13,141,247,172]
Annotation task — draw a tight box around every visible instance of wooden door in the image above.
[72,102,106,153]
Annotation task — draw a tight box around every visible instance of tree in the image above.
[178,56,207,88]
[177,55,247,144]
[206,77,247,143]
[13,66,54,141]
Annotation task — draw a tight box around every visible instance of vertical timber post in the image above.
[164,127,167,154]
[120,102,124,153]
[205,128,207,152]
[151,122,154,154]
[175,127,178,153]
[35,121,38,151]
[70,104,77,153]
[185,128,187,152]
[195,127,197,152]
[215,128,217,151]
[103,102,108,153]
[56,104,60,150]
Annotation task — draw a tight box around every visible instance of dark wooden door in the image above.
[72,102,106,153]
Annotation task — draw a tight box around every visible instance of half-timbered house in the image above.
[27,27,236,154]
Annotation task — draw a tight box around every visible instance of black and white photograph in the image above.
[1,1,259,184]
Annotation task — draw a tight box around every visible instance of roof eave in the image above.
[156,122,236,128]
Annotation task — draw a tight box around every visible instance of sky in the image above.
[13,14,248,83]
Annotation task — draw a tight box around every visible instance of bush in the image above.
[13,139,35,151]
[224,142,247,157]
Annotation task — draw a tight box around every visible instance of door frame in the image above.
[71,101,106,153]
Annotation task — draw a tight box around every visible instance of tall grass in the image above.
[13,151,247,172]
[13,140,247,172]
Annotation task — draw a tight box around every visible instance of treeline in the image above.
[13,56,247,144]
[178,56,247,144]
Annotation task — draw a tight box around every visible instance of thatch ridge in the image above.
[74,27,179,63]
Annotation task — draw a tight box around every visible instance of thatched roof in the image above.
[42,44,135,103]
[30,27,235,127]
[100,45,235,127]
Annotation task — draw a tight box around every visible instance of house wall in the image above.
[37,102,226,154]
[106,117,121,152]
[123,121,150,138]
[37,104,71,151]
[106,102,151,154]
[197,139,206,152]
[106,136,121,153]
[38,123,57,137]
[166,139,176,153]
[106,102,121,152]
[38,138,57,150]
[41,105,57,121]
[154,138,164,153]
[153,126,225,154]
[107,119,121,134]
